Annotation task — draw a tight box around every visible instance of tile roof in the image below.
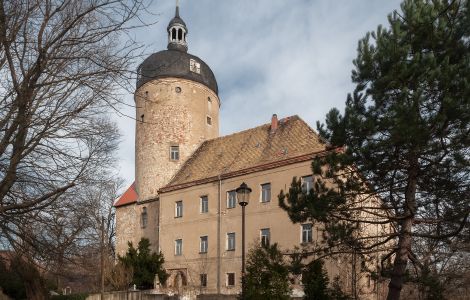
[114,182,138,207]
[162,115,327,191]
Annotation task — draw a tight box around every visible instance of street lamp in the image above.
[236,182,252,299]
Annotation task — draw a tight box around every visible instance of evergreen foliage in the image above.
[118,238,168,289]
[302,260,330,300]
[280,1,469,299]
[244,243,291,300]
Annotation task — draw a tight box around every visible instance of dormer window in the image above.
[190,59,200,74]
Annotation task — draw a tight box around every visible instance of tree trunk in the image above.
[387,165,418,300]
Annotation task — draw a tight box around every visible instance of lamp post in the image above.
[236,182,252,300]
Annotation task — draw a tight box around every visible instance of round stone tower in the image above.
[135,5,220,201]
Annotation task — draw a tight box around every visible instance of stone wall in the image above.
[115,204,139,257]
[135,78,220,202]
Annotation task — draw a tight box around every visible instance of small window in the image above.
[200,195,208,213]
[207,97,212,111]
[200,274,207,287]
[175,201,183,218]
[175,239,182,256]
[178,28,183,40]
[301,224,313,243]
[227,232,235,251]
[261,183,271,203]
[302,176,313,194]
[226,273,235,286]
[175,86,182,93]
[170,146,179,161]
[140,114,145,123]
[172,28,176,40]
[206,116,212,125]
[190,59,201,74]
[260,228,270,247]
[200,236,208,253]
[140,207,148,229]
[227,190,236,209]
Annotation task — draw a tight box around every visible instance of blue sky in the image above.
[114,0,403,186]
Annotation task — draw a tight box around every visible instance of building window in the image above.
[140,207,148,229]
[260,228,270,247]
[261,183,271,203]
[175,86,181,93]
[207,97,212,111]
[302,175,313,194]
[170,145,179,161]
[175,201,183,218]
[206,116,212,125]
[227,232,235,251]
[200,274,207,287]
[227,190,236,209]
[200,195,208,213]
[175,239,182,256]
[190,59,201,74]
[302,224,313,243]
[200,236,208,253]
[226,273,235,286]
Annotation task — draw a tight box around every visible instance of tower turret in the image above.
[134,4,220,202]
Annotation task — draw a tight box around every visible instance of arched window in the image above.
[172,28,177,40]
[178,28,183,40]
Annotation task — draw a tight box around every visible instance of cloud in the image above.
[113,0,402,185]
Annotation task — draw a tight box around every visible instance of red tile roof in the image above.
[114,182,138,207]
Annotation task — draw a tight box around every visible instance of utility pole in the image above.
[100,216,105,299]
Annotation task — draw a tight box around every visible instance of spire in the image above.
[167,0,188,52]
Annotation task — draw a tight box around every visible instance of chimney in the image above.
[270,114,278,133]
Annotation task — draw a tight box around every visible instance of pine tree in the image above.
[118,238,168,289]
[244,243,291,300]
[279,1,469,299]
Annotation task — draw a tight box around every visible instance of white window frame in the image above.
[175,239,183,256]
[261,183,271,203]
[200,195,208,213]
[301,224,313,243]
[190,59,201,74]
[227,190,236,209]
[301,175,313,194]
[175,201,183,218]
[260,228,270,246]
[170,145,179,161]
[200,236,208,253]
[227,232,235,251]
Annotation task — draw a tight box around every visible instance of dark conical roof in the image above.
[137,50,218,95]
[167,6,187,30]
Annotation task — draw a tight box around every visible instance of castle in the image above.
[114,5,380,298]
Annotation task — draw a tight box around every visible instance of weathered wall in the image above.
[135,78,220,202]
[115,204,138,257]
[86,291,177,300]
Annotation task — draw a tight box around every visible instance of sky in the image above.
[114,0,403,187]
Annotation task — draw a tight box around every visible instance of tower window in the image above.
[140,114,144,123]
[172,28,176,40]
[170,145,179,160]
[206,116,212,125]
[175,86,181,93]
[178,28,183,40]
[140,207,148,229]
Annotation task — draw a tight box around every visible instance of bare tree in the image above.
[0,0,150,297]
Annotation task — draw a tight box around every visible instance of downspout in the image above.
[217,175,222,294]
